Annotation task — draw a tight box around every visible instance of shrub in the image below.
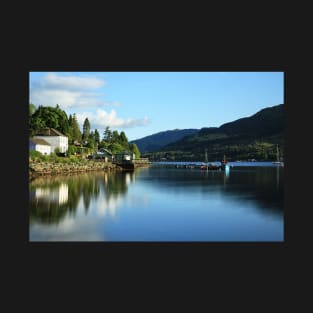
[67,145,78,156]
[29,150,42,159]
[41,154,50,162]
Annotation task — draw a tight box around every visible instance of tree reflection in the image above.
[29,171,133,224]
[103,172,131,199]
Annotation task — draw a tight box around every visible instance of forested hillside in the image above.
[142,104,284,162]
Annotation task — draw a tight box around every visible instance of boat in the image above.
[272,144,284,166]
[199,149,222,170]
[200,164,221,170]
[221,154,230,172]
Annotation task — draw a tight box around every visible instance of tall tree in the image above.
[94,129,100,145]
[130,143,141,159]
[54,104,69,136]
[87,131,95,149]
[119,131,128,148]
[68,114,73,143]
[69,114,82,144]
[103,126,112,143]
[82,118,91,143]
[112,130,120,143]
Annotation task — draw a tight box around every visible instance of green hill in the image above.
[143,104,284,162]
[130,128,199,153]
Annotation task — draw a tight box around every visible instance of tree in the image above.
[68,114,73,142]
[55,105,70,136]
[87,131,95,149]
[29,105,69,137]
[29,116,46,137]
[119,131,129,148]
[29,103,36,116]
[110,142,125,155]
[94,129,100,145]
[69,114,82,144]
[112,130,120,143]
[130,143,140,159]
[82,118,91,143]
[103,126,112,143]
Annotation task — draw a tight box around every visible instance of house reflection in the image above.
[35,183,69,205]
[30,181,70,225]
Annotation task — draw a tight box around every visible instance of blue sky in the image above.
[29,71,284,141]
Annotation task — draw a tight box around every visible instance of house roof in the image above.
[30,138,51,146]
[98,148,113,155]
[35,128,66,137]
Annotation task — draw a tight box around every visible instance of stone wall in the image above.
[29,160,116,178]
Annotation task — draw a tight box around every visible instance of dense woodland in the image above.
[29,104,140,158]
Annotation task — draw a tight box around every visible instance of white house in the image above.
[33,128,68,154]
[29,138,52,155]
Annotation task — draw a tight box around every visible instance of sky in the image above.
[29,71,284,141]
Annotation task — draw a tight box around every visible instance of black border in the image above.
[3,4,305,305]
[11,55,300,288]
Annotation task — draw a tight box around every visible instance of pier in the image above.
[113,158,151,171]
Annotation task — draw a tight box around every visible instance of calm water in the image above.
[29,162,284,241]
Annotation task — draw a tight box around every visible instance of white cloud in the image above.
[30,73,150,130]
[30,72,107,108]
[103,101,121,107]
[76,109,150,130]
[34,72,105,91]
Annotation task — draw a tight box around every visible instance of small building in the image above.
[115,151,133,163]
[33,128,68,153]
[91,148,113,162]
[29,138,52,155]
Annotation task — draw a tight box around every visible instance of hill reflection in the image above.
[141,166,284,216]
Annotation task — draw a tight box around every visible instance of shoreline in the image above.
[29,160,117,179]
[29,159,151,179]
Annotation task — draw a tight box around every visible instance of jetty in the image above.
[113,158,151,171]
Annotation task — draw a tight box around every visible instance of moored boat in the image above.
[221,155,230,172]
[200,164,221,170]
[272,144,284,166]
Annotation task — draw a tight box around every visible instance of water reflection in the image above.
[29,171,135,225]
[35,183,68,205]
[98,172,134,217]
[29,166,283,241]
[144,166,284,216]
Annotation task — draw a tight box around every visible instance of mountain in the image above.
[219,104,283,137]
[130,129,199,153]
[143,104,284,161]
